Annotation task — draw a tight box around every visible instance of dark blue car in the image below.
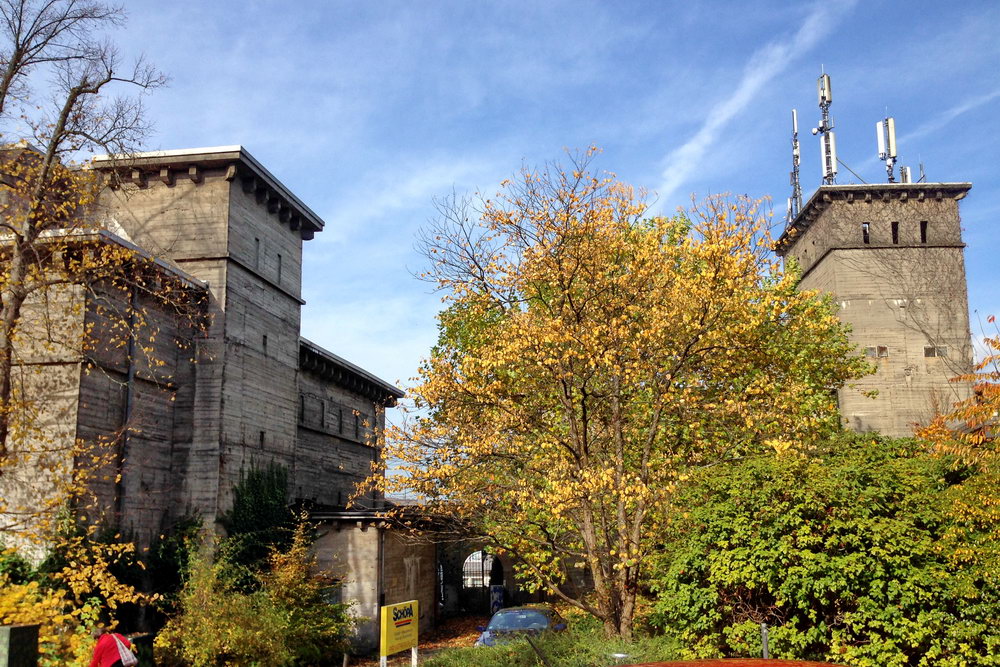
[473,606,566,647]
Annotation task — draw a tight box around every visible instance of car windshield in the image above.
[487,609,551,632]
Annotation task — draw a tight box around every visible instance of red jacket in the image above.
[89,632,132,667]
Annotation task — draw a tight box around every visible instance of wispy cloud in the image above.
[901,88,1000,145]
[656,0,857,206]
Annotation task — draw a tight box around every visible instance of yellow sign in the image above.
[379,599,419,657]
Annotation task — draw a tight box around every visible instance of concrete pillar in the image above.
[0,625,39,667]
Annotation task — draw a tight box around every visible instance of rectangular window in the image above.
[277,253,283,282]
[328,404,339,433]
[319,400,325,425]
[891,221,899,244]
[862,222,870,245]
[254,237,260,268]
[924,345,949,358]
[262,334,268,355]
[259,430,266,447]
[865,346,889,358]
[920,221,928,244]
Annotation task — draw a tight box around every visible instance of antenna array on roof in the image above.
[811,73,837,185]
[787,109,803,223]
[876,117,898,182]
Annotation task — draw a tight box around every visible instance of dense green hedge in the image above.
[648,434,1000,666]
[423,616,680,667]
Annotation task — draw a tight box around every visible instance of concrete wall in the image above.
[98,162,310,523]
[313,524,437,655]
[295,370,380,508]
[783,187,973,436]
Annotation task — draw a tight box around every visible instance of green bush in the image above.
[423,620,680,667]
[219,463,296,579]
[155,522,353,666]
[648,433,1000,666]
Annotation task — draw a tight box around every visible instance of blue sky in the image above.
[118,0,999,389]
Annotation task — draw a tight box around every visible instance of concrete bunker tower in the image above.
[776,75,974,437]
[776,183,974,436]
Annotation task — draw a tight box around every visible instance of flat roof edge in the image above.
[776,182,973,252]
[90,146,325,233]
[299,337,405,401]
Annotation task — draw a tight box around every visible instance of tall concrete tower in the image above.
[776,183,974,436]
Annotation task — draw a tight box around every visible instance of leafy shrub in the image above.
[219,463,296,581]
[0,545,33,583]
[155,522,353,666]
[0,575,100,666]
[423,616,680,667]
[648,434,1000,666]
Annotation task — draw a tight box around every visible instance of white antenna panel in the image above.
[817,74,832,105]
[901,166,912,183]
[876,121,886,157]
[792,108,798,133]
[886,117,897,158]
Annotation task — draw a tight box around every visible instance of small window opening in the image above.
[920,221,928,244]
[862,222,870,245]
[259,430,266,447]
[319,400,325,425]
[891,221,899,244]
[262,334,268,354]
[865,346,889,358]
[254,237,260,268]
[277,253,283,282]
[924,345,948,358]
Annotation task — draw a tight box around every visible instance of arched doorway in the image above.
[460,549,503,614]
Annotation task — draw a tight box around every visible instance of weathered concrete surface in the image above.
[778,183,974,436]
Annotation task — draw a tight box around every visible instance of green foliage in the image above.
[0,544,33,584]
[424,617,681,667]
[220,463,295,577]
[146,514,203,612]
[155,522,353,667]
[648,434,1000,666]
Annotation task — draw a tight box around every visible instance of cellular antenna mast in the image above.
[811,72,837,184]
[876,116,898,182]
[788,109,803,223]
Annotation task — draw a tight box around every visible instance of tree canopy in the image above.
[364,151,870,638]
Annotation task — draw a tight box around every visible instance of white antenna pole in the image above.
[788,108,803,223]
[877,116,898,182]
[812,72,837,184]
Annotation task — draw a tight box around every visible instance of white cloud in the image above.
[901,88,1000,146]
[656,0,857,207]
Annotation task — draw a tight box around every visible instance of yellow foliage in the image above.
[0,575,98,666]
[362,151,869,637]
[917,333,1000,468]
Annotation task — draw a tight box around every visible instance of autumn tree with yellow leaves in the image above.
[364,151,870,639]
[0,2,203,645]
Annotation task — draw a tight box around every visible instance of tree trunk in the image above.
[0,243,28,458]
